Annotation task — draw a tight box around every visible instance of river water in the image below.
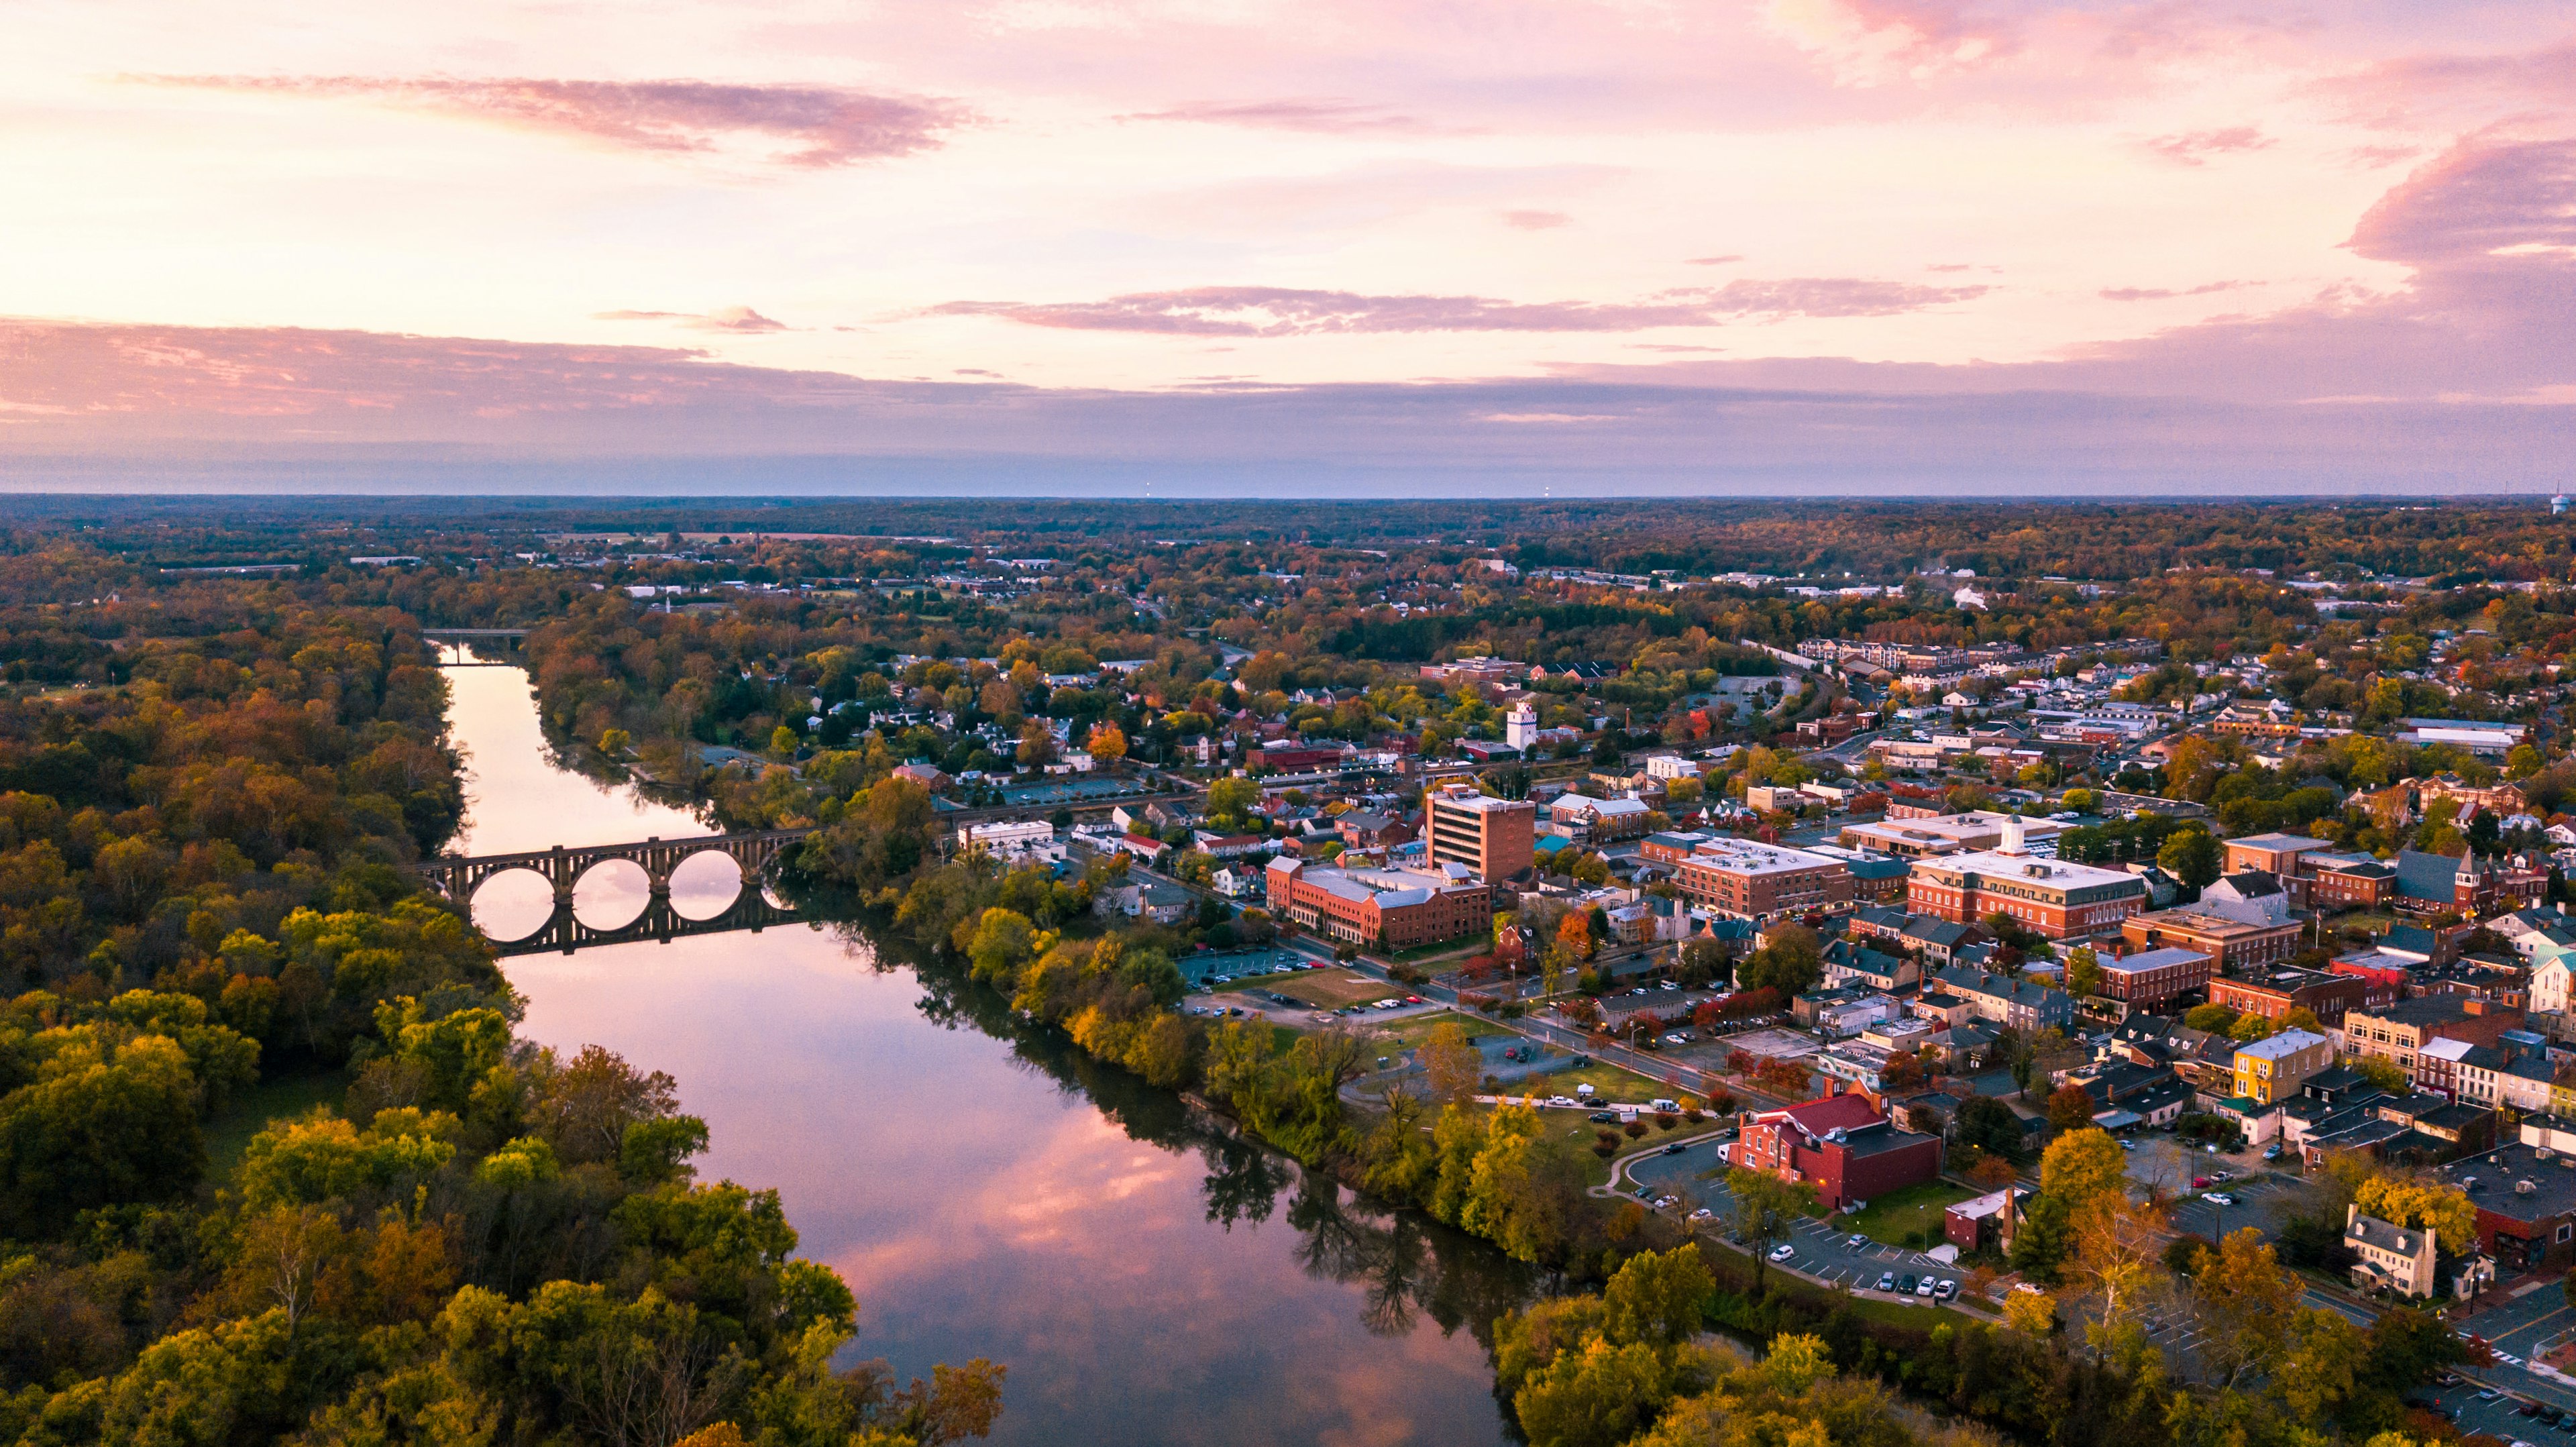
[441,663,1535,1447]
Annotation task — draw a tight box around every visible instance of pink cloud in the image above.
[1501,210,1571,229]
[596,306,790,332]
[130,76,965,166]
[1113,98,1426,133]
[2144,126,2274,164]
[929,279,1985,335]
[2098,281,2251,301]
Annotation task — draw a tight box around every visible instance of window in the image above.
[2558,1223,2571,1244]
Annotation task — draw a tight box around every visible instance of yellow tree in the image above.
[2190,1227,2298,1389]
[2001,1288,2059,1338]
[2070,1192,2168,1366]
[2354,1174,2476,1250]
[1085,722,1128,763]
[1418,1022,1484,1108]
[2039,1128,2129,1208]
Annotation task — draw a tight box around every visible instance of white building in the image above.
[1644,754,1703,781]
[963,819,1056,857]
[1505,701,1537,752]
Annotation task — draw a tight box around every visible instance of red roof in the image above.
[1759,1093,1884,1138]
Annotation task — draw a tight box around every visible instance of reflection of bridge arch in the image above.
[484,886,805,958]
[415,830,814,951]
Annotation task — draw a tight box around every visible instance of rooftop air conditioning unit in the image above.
[2540,1148,2556,1161]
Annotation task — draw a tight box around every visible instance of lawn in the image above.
[1372,1010,1489,1049]
[1513,1060,1682,1108]
[1838,1180,1978,1248]
[205,1069,345,1184]
[1218,966,1403,1008]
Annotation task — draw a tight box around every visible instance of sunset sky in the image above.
[2,1,2571,494]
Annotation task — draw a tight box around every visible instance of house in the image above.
[2345,1203,2439,1298]
[1823,937,1919,992]
[1734,1089,1943,1211]
[891,761,949,789]
[1935,965,2077,1034]
[1548,794,1654,842]
[2198,871,2296,929]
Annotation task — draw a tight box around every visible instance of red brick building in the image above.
[2121,909,2302,972]
[2092,946,2214,1009]
[2210,966,2369,1026]
[1263,857,1492,949]
[1907,849,2147,940]
[1734,1089,1942,1211]
[1675,840,1855,920]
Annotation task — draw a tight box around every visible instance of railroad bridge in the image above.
[415,829,814,924]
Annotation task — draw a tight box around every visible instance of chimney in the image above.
[2000,814,2027,855]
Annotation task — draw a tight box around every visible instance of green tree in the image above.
[1724,1167,1816,1282]
[2065,945,2104,999]
[1599,1246,1714,1348]
[1736,925,1823,999]
[2158,826,2223,889]
[1205,776,1260,830]
[0,1032,205,1235]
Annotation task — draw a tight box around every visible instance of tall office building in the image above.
[1425,783,1535,881]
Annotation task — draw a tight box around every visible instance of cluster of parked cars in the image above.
[1872,1270,1959,1300]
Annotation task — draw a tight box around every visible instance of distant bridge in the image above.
[415,829,816,953]
[423,629,531,666]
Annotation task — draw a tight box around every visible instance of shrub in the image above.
[1655,1112,1679,1130]
[1623,1120,1648,1139]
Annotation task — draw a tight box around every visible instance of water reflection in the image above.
[453,667,1537,1445]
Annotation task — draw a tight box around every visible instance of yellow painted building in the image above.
[2233,1028,2334,1106]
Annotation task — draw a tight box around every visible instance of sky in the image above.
[0,0,2571,495]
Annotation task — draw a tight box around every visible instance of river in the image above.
[441,663,1537,1447]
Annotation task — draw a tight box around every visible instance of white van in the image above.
[1651,1098,1682,1113]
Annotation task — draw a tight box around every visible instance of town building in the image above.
[1934,964,2077,1034]
[2436,1128,2576,1273]
[1264,857,1494,949]
[1945,1186,2029,1254]
[2345,1204,2438,1299]
[1733,1089,1942,1212]
[1675,839,1856,920]
[2234,1028,2335,1105]
[1547,793,1654,842]
[1839,810,2067,859]
[2341,996,2525,1085]
[1424,784,1536,881]
[2211,966,2369,1026]
[2121,908,2302,972]
[2395,849,2547,918]
[2095,946,2214,1009]
[1907,830,2147,940]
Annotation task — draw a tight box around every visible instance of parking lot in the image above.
[1617,1140,1966,1304]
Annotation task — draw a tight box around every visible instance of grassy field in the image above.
[204,1070,345,1183]
[1220,967,1404,1008]
[1371,1010,1489,1049]
[1839,1180,1978,1248]
[1499,1059,1680,1107]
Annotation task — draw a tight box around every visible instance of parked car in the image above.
[1916,1277,1936,1297]
[1898,1275,1918,1293]
[1663,1142,1687,1155]
[1847,1233,1869,1249]
[1688,1207,1714,1222]
[2192,1176,2211,1189]
[1769,1244,1796,1262]
[2205,1193,2236,1207]
[1590,1111,1619,1124]
[1876,1271,1896,1292]
[1934,1279,1957,1299]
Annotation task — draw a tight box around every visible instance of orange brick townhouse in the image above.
[1264,856,1493,950]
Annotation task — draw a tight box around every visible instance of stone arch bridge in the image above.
[414,829,815,954]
